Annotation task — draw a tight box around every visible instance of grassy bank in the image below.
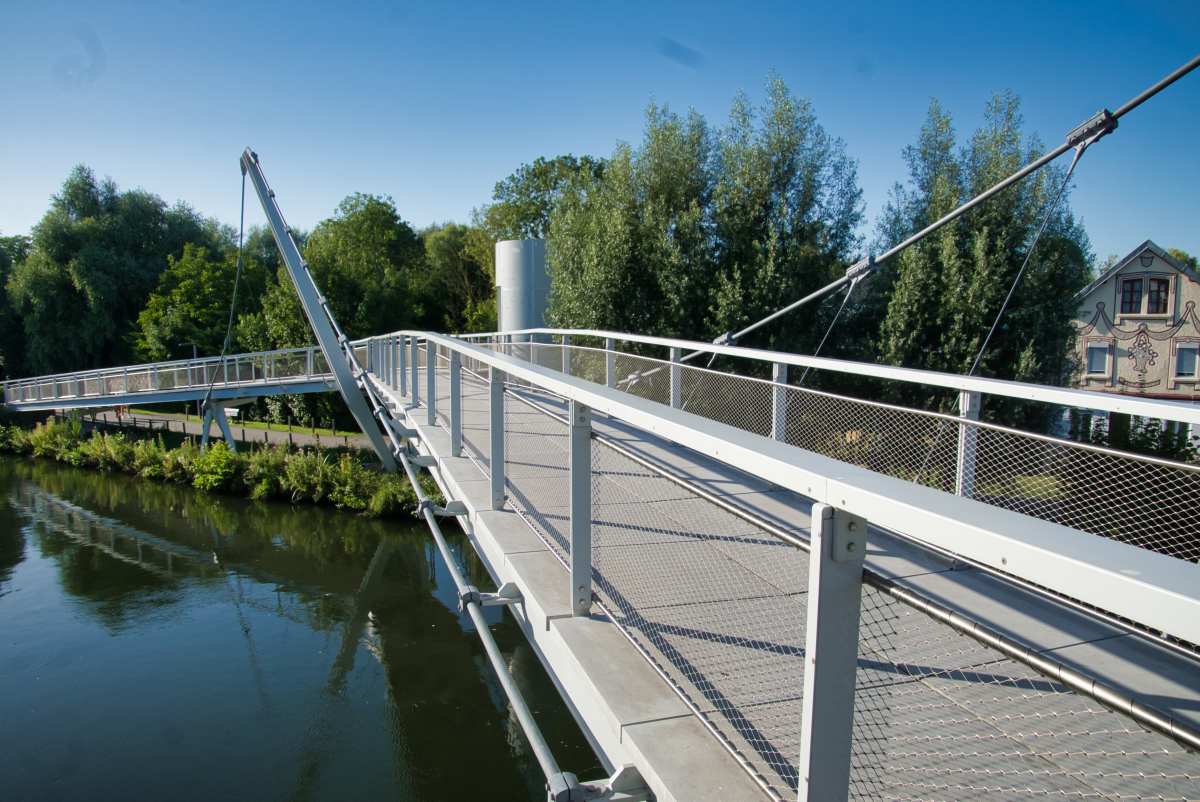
[0,418,442,518]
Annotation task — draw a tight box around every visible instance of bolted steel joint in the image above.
[416,498,434,516]
[845,255,877,280]
[1066,108,1118,148]
[458,585,481,615]
[546,772,586,802]
[711,331,737,348]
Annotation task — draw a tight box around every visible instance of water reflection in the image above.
[0,457,599,801]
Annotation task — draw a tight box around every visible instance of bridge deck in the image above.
[383,365,1200,802]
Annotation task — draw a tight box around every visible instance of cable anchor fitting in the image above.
[1066,109,1118,149]
[457,585,481,615]
[845,255,877,281]
[712,331,737,348]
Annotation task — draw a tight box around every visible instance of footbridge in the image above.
[6,148,1200,801]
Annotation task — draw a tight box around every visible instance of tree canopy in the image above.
[6,166,229,375]
[547,74,864,356]
[854,92,1092,427]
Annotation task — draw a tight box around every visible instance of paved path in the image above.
[88,410,369,449]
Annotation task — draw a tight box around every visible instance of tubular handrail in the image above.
[459,328,1200,426]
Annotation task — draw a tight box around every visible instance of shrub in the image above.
[191,441,246,492]
[285,448,335,503]
[245,443,291,500]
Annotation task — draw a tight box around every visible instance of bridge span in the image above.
[6,329,1200,801]
[6,144,1200,800]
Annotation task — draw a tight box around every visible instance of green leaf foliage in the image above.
[859,92,1093,429]
[548,73,864,356]
[6,166,231,376]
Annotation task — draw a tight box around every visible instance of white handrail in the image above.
[385,329,1200,648]
[463,328,1200,425]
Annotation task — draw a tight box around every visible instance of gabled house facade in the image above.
[1074,240,1200,402]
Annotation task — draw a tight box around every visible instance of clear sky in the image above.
[1,0,1197,263]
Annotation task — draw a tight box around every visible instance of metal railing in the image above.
[462,333,1200,566]
[3,347,332,405]
[360,329,1200,802]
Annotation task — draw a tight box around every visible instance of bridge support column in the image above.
[449,351,461,457]
[200,400,237,453]
[569,399,592,617]
[670,347,682,409]
[489,367,505,510]
[410,336,419,407]
[797,503,867,802]
[426,340,436,425]
[606,338,616,389]
[772,363,788,442]
[956,391,980,498]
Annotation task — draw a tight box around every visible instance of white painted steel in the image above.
[772,363,787,442]
[956,390,981,498]
[569,399,593,617]
[387,331,1200,647]
[496,328,1200,425]
[449,351,461,457]
[489,367,505,510]
[797,504,867,802]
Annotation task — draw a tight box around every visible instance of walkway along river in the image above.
[0,455,601,801]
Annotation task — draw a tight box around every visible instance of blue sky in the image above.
[1,0,1197,263]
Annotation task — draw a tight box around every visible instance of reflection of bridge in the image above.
[6,151,1200,801]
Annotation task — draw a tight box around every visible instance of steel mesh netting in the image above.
[543,346,1200,564]
[586,439,813,796]
[784,385,960,489]
[458,366,491,473]
[433,347,450,426]
[850,585,1200,801]
[502,393,571,561]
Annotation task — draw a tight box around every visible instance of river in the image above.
[0,456,601,800]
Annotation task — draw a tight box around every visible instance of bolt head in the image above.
[848,521,858,532]
[847,542,857,552]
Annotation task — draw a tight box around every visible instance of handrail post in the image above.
[670,347,682,409]
[772,363,788,442]
[562,333,571,375]
[306,348,313,377]
[153,365,159,392]
[410,336,420,406]
[956,390,981,498]
[399,336,408,397]
[606,338,616,389]
[123,367,129,394]
[489,366,505,510]
[569,399,592,617]
[426,339,436,425]
[449,350,462,457]
[797,503,867,802]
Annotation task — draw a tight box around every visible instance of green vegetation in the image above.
[0,418,442,517]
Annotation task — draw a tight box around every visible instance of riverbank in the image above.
[0,418,441,518]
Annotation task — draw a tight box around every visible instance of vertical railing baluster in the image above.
[400,336,408,397]
[569,399,593,616]
[606,338,616,389]
[410,336,420,407]
[426,339,436,424]
[489,366,505,510]
[450,350,461,457]
[772,363,788,442]
[670,347,682,409]
[123,367,129,394]
[797,503,867,802]
[956,390,981,498]
[562,333,571,375]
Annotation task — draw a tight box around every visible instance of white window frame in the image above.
[1085,342,1111,377]
[1174,342,1199,382]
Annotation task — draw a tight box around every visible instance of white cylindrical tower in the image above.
[494,239,549,334]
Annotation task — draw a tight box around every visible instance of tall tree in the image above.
[6,166,225,375]
[548,74,863,352]
[419,223,494,333]
[135,243,271,362]
[860,93,1092,428]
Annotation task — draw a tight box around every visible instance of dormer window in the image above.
[1121,279,1142,314]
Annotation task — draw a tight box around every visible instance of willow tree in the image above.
[858,93,1092,428]
[547,73,864,355]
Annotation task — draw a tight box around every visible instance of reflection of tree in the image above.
[0,497,27,594]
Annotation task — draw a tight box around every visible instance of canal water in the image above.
[0,456,601,800]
